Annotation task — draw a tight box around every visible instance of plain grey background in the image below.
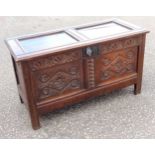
[0,16,155,138]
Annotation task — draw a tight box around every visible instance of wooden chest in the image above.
[5,19,149,130]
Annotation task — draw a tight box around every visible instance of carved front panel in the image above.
[29,52,84,101]
[95,46,138,85]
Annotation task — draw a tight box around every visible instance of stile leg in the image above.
[29,108,41,130]
[11,56,23,102]
[19,96,24,104]
[134,83,141,95]
[21,62,41,130]
[134,34,146,95]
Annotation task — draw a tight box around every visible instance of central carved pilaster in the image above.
[86,58,95,88]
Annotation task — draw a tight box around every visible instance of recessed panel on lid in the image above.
[76,22,132,39]
[18,32,78,53]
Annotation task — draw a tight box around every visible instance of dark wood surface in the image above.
[5,19,149,129]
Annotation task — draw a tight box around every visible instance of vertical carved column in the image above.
[83,45,99,89]
[85,58,95,89]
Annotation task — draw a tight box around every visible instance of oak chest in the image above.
[5,18,149,129]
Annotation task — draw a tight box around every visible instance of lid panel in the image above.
[76,22,132,39]
[18,32,78,53]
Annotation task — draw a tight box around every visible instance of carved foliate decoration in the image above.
[101,36,142,54]
[29,50,81,71]
[33,64,82,100]
[100,47,137,81]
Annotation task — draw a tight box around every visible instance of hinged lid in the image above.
[5,18,149,61]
